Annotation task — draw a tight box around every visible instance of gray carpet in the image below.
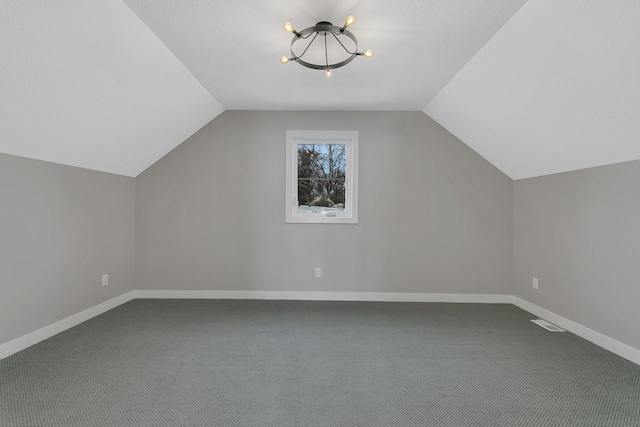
[1,300,639,426]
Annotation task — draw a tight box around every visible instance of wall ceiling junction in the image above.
[1,1,639,179]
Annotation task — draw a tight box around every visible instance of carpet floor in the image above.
[1,299,639,426]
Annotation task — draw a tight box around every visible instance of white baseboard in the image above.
[0,291,135,360]
[133,290,512,304]
[512,296,640,366]
[0,290,509,360]
[3,291,637,368]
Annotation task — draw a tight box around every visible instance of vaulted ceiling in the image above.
[1,1,639,179]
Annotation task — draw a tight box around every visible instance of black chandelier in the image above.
[280,15,373,77]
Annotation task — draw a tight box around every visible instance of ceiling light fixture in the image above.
[280,15,373,77]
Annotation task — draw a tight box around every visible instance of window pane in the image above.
[297,144,346,211]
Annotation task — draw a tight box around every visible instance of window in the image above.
[286,130,358,224]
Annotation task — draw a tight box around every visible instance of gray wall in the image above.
[514,160,640,350]
[0,153,135,346]
[5,109,637,358]
[136,111,513,294]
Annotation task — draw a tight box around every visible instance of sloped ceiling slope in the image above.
[4,1,638,180]
[425,0,640,180]
[122,0,527,110]
[0,1,223,177]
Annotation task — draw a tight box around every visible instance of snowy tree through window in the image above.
[297,143,346,212]
[286,131,358,224]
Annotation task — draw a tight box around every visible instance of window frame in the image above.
[285,130,359,224]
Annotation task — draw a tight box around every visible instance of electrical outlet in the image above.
[102,274,109,286]
[532,277,538,290]
[315,268,322,278]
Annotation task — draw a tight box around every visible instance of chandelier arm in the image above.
[324,34,329,69]
[292,32,319,60]
[330,32,359,55]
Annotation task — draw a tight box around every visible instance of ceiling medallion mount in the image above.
[280,15,373,78]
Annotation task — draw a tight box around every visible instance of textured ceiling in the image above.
[121,0,527,111]
[425,0,640,179]
[1,1,639,179]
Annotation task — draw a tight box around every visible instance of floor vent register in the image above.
[531,319,565,332]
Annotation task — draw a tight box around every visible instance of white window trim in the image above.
[285,130,359,224]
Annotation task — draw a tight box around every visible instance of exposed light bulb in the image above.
[363,49,373,58]
[284,22,295,33]
[325,69,332,78]
[345,15,355,27]
[280,56,289,64]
